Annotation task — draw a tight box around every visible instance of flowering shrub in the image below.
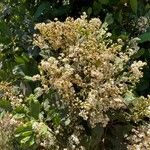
[0,0,150,149]
[33,13,145,125]
[31,14,149,149]
[126,123,150,149]
[0,14,149,149]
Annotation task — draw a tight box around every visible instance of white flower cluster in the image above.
[32,121,56,149]
[34,14,146,128]
[127,123,150,150]
[131,96,150,121]
[0,82,24,109]
[136,16,149,33]
[130,61,146,80]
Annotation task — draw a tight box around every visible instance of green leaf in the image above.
[105,13,114,25]
[52,113,61,126]
[0,99,12,111]
[18,135,35,148]
[15,56,26,64]
[15,131,33,138]
[34,2,51,20]
[15,54,29,64]
[0,111,5,119]
[89,125,104,149]
[99,0,109,5]
[20,136,31,144]
[117,10,123,23]
[15,122,32,134]
[28,137,35,147]
[138,32,150,43]
[15,133,22,138]
[137,80,149,92]
[13,113,25,119]
[21,131,33,137]
[30,98,40,119]
[92,1,102,15]
[130,0,137,14]
[132,48,145,58]
[12,65,25,76]
[24,76,34,81]
[87,7,92,16]
[124,91,135,104]
[13,105,27,114]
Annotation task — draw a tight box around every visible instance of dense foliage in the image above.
[0,0,150,150]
